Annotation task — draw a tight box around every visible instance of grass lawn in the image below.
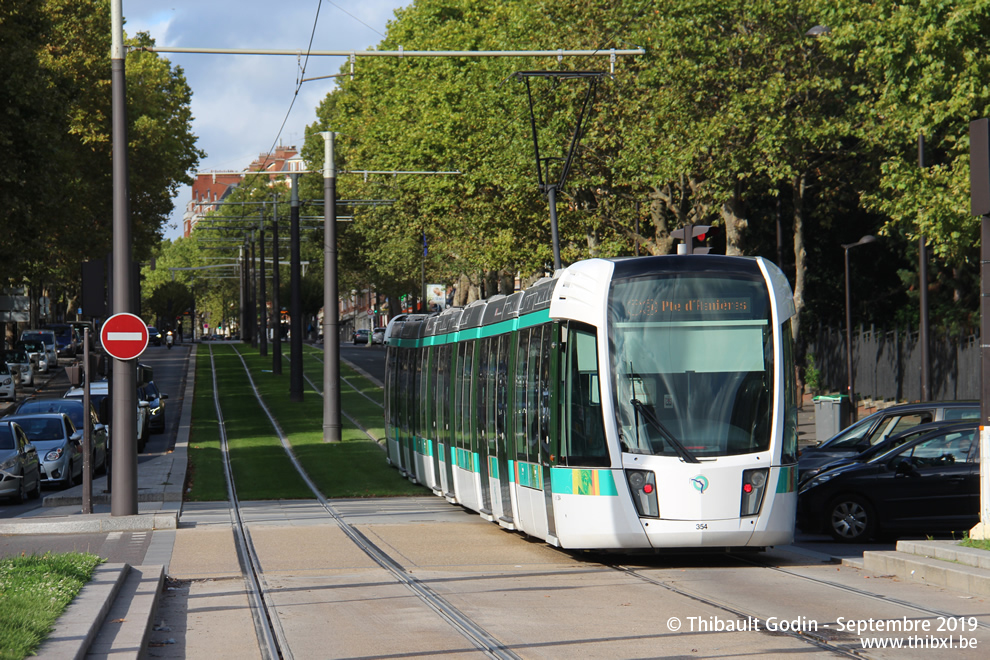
[0,553,103,660]
[960,537,990,552]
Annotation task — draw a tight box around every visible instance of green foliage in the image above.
[805,354,821,393]
[0,552,103,659]
[1,0,201,299]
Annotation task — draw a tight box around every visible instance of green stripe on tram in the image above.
[390,309,552,348]
[776,465,797,493]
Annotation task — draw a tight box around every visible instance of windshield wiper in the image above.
[630,398,701,464]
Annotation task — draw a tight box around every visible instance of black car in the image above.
[797,422,980,542]
[798,401,979,483]
[140,380,168,433]
[797,420,967,487]
[352,329,370,344]
[147,326,162,346]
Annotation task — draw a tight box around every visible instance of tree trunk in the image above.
[792,173,809,399]
[720,184,747,256]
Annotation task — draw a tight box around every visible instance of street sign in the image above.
[100,312,149,360]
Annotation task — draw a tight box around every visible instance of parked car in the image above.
[3,413,85,488]
[147,326,162,346]
[797,401,979,483]
[45,323,79,358]
[140,380,168,433]
[17,339,50,374]
[5,348,35,387]
[0,420,42,502]
[64,380,149,452]
[352,328,370,344]
[10,397,109,476]
[798,420,963,487]
[20,329,58,370]
[371,327,387,345]
[798,422,980,542]
[0,361,16,401]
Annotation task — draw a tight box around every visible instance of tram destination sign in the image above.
[100,312,149,360]
[625,296,751,318]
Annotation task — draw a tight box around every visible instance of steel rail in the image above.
[208,345,288,660]
[229,344,520,660]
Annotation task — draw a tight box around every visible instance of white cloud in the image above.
[123,1,409,238]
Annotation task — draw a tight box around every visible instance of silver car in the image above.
[4,413,84,488]
[5,348,35,386]
[0,420,42,502]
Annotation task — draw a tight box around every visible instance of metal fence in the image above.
[806,325,980,402]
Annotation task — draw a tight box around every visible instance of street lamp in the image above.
[842,235,878,422]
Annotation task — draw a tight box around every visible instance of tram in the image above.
[384,255,798,550]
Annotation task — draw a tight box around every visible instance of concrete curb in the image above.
[854,540,990,596]
[35,563,129,660]
[0,511,178,534]
[86,564,166,658]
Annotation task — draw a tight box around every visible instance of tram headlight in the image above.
[740,468,769,517]
[625,469,659,518]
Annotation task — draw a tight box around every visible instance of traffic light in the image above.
[670,224,713,255]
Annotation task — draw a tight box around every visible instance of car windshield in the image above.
[7,350,29,362]
[16,400,84,428]
[19,340,43,352]
[15,418,65,441]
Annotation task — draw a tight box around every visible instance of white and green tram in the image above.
[384,255,799,550]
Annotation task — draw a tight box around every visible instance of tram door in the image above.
[476,340,493,516]
[437,344,456,499]
[494,333,515,527]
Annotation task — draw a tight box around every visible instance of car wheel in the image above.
[12,473,27,504]
[29,469,41,499]
[828,495,875,543]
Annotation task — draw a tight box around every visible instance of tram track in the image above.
[209,344,521,660]
[601,549,990,659]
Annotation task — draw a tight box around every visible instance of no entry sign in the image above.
[100,313,149,360]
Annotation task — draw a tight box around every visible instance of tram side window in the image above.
[419,348,429,442]
[477,338,489,447]
[495,334,510,455]
[560,323,609,467]
[514,328,531,461]
[458,340,475,451]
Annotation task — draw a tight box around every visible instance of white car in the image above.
[17,339,49,374]
[5,348,35,386]
[0,362,16,401]
[20,329,58,371]
[64,380,150,452]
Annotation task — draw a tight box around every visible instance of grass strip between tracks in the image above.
[234,344,423,498]
[0,552,103,660]
[186,344,424,501]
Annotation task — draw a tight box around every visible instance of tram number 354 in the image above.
[696,524,708,530]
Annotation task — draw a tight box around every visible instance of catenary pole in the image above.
[322,132,342,442]
[110,0,137,516]
[289,174,303,402]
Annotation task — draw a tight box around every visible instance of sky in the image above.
[123,0,411,240]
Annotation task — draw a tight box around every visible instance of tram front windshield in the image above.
[609,271,773,458]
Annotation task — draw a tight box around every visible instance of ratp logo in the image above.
[690,475,709,494]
